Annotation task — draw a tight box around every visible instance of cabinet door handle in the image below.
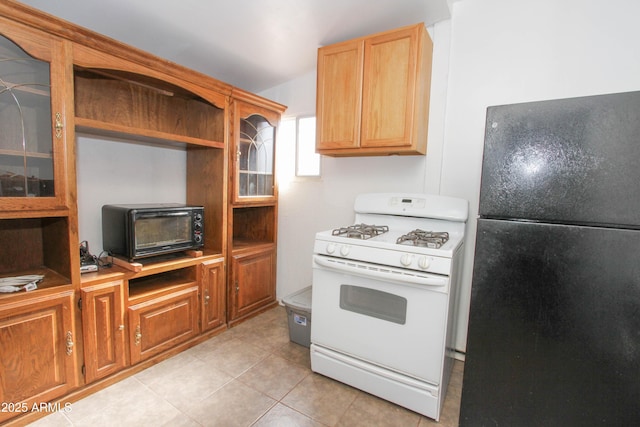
[134,325,142,346]
[55,112,63,139]
[204,293,210,304]
[66,331,74,355]
[118,324,125,331]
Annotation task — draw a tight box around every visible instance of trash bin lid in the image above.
[283,286,312,311]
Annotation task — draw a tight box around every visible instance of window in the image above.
[278,116,320,191]
[296,116,320,176]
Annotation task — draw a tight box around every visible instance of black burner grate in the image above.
[332,223,389,240]
[396,230,449,248]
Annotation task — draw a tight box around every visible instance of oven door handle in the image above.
[313,255,448,288]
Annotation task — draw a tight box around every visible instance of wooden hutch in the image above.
[0,2,285,424]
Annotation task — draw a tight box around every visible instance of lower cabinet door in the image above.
[128,285,199,364]
[229,246,276,323]
[0,290,79,424]
[200,258,226,332]
[81,280,127,383]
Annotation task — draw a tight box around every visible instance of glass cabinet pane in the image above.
[238,114,274,197]
[0,34,54,198]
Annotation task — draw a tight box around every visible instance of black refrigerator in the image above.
[460,91,640,426]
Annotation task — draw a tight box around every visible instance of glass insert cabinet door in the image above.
[234,104,277,202]
[0,33,54,199]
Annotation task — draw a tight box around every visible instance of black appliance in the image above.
[460,91,640,426]
[102,203,204,261]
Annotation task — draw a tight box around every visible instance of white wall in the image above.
[443,0,640,352]
[76,135,186,253]
[263,0,640,353]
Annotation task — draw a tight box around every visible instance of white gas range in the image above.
[310,193,468,421]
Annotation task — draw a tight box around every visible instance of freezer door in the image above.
[479,90,640,227]
[460,219,640,426]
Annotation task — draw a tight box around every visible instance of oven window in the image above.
[135,215,191,249]
[339,285,407,325]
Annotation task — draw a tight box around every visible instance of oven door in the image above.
[311,254,450,384]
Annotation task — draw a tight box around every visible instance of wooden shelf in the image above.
[0,207,69,220]
[0,267,71,302]
[128,269,197,303]
[120,252,220,277]
[0,149,52,158]
[79,265,127,285]
[231,239,274,252]
[76,117,224,149]
[232,205,276,243]
[0,216,72,281]
[74,68,226,145]
[238,170,271,175]
[79,252,222,291]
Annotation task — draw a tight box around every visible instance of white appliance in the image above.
[310,193,468,420]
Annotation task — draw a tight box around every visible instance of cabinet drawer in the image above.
[128,285,199,364]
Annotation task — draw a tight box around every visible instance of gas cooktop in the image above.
[331,223,389,240]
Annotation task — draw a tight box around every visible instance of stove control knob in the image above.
[418,256,431,269]
[400,253,413,267]
[340,245,350,257]
[326,243,336,254]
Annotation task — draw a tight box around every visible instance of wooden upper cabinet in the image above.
[230,96,283,205]
[362,26,421,149]
[316,40,364,150]
[0,21,73,213]
[316,23,433,156]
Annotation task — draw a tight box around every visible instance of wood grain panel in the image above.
[128,286,198,364]
[0,218,44,273]
[232,206,275,243]
[74,70,224,143]
[230,246,275,321]
[200,258,226,332]
[0,291,77,423]
[361,25,416,147]
[316,40,363,150]
[315,23,432,156]
[81,280,126,384]
[187,147,226,254]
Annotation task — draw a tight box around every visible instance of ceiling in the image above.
[18,0,452,93]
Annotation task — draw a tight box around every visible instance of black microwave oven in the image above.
[102,203,204,261]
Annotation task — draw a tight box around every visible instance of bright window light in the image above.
[296,116,320,177]
[278,118,296,182]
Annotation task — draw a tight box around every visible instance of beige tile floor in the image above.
[31,305,462,427]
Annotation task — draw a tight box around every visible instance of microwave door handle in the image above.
[150,212,190,217]
[313,255,448,288]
